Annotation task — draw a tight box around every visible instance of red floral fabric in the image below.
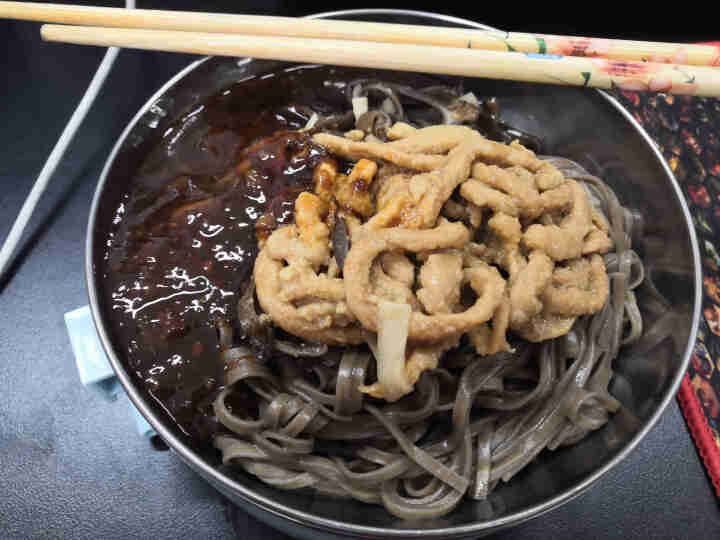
[611,88,720,497]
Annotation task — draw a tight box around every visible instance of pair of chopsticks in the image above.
[2,2,720,96]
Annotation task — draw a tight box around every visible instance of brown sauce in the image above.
[102,67,444,442]
[101,66,539,444]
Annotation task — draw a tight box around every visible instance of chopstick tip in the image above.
[40,24,71,43]
[39,23,53,41]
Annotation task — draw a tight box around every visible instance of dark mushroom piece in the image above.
[356,110,393,140]
[237,277,332,359]
[342,80,543,150]
[476,97,544,152]
[280,104,355,134]
[419,84,483,124]
[236,277,274,361]
[274,340,329,358]
[384,83,466,126]
[417,84,463,100]
[331,215,350,273]
[314,110,356,133]
[346,79,406,122]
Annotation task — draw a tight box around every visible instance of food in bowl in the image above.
[103,66,647,519]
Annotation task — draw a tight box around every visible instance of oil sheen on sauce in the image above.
[101,66,484,444]
[103,67,427,443]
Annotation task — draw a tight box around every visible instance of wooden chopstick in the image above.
[40,25,720,97]
[2,1,720,66]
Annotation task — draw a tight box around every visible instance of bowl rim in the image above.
[86,8,702,538]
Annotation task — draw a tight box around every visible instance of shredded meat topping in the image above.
[509,250,554,328]
[380,252,415,286]
[470,292,512,356]
[343,220,505,342]
[542,254,610,316]
[522,180,593,261]
[253,123,613,399]
[417,250,464,315]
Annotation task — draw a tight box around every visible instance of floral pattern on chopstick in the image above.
[597,61,699,95]
[540,36,612,59]
[538,35,720,66]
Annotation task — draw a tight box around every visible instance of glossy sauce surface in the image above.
[103,68,353,440]
[101,66,523,443]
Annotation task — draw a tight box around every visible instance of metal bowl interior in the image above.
[86,9,701,540]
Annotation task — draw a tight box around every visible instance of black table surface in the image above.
[2,4,720,539]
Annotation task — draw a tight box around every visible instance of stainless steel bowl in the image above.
[86,9,701,539]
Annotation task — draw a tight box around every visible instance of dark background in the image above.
[1,1,720,539]
[16,0,720,41]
